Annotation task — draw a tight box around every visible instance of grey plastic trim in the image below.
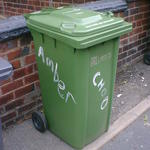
[0,16,29,42]
[0,58,13,80]
[76,0,127,12]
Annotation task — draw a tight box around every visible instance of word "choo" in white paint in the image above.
[93,72,108,110]
[38,46,76,104]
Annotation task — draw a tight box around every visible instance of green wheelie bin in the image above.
[25,7,132,149]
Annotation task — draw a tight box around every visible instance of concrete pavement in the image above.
[3,120,73,150]
[102,109,150,150]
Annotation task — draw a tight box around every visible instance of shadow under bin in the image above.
[0,58,13,150]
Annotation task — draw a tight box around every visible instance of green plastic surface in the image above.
[25,7,132,49]
[25,7,132,149]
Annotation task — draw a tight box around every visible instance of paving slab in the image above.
[102,109,150,150]
[3,120,73,150]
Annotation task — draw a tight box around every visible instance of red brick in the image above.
[129,35,138,43]
[13,68,25,80]
[134,14,143,21]
[1,79,23,94]
[33,63,38,71]
[32,1,40,6]
[128,2,135,9]
[143,12,150,18]
[11,59,21,69]
[120,34,129,40]
[0,78,11,86]
[130,27,142,36]
[139,6,149,12]
[25,54,36,65]
[132,52,141,59]
[138,32,146,39]
[24,65,34,75]
[126,56,132,63]
[138,44,146,51]
[72,0,84,3]
[119,48,123,53]
[5,98,24,111]
[7,48,21,61]
[132,22,136,28]
[118,52,127,60]
[136,20,142,27]
[15,84,34,98]
[125,16,134,22]
[25,73,39,84]
[141,19,148,25]
[120,38,128,45]
[143,25,149,31]
[1,111,16,123]
[30,41,35,51]
[40,1,46,7]
[129,8,139,15]
[0,93,14,105]
[61,0,72,3]
[18,101,36,114]
[128,48,136,56]
[123,41,139,52]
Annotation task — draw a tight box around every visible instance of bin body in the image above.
[26,7,132,149]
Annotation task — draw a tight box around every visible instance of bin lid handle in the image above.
[60,22,76,32]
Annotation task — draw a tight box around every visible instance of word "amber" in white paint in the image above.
[38,46,76,104]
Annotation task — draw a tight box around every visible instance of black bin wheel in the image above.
[144,52,150,65]
[32,111,48,133]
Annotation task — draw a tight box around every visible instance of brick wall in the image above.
[0,0,96,16]
[116,0,150,68]
[0,33,42,128]
[0,0,150,127]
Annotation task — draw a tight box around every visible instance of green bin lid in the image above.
[25,7,132,49]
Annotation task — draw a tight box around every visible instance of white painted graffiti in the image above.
[93,71,108,110]
[38,46,76,104]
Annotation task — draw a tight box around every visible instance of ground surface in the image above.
[0,16,5,20]
[112,61,150,123]
[102,109,150,150]
[2,61,150,150]
[3,120,73,150]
